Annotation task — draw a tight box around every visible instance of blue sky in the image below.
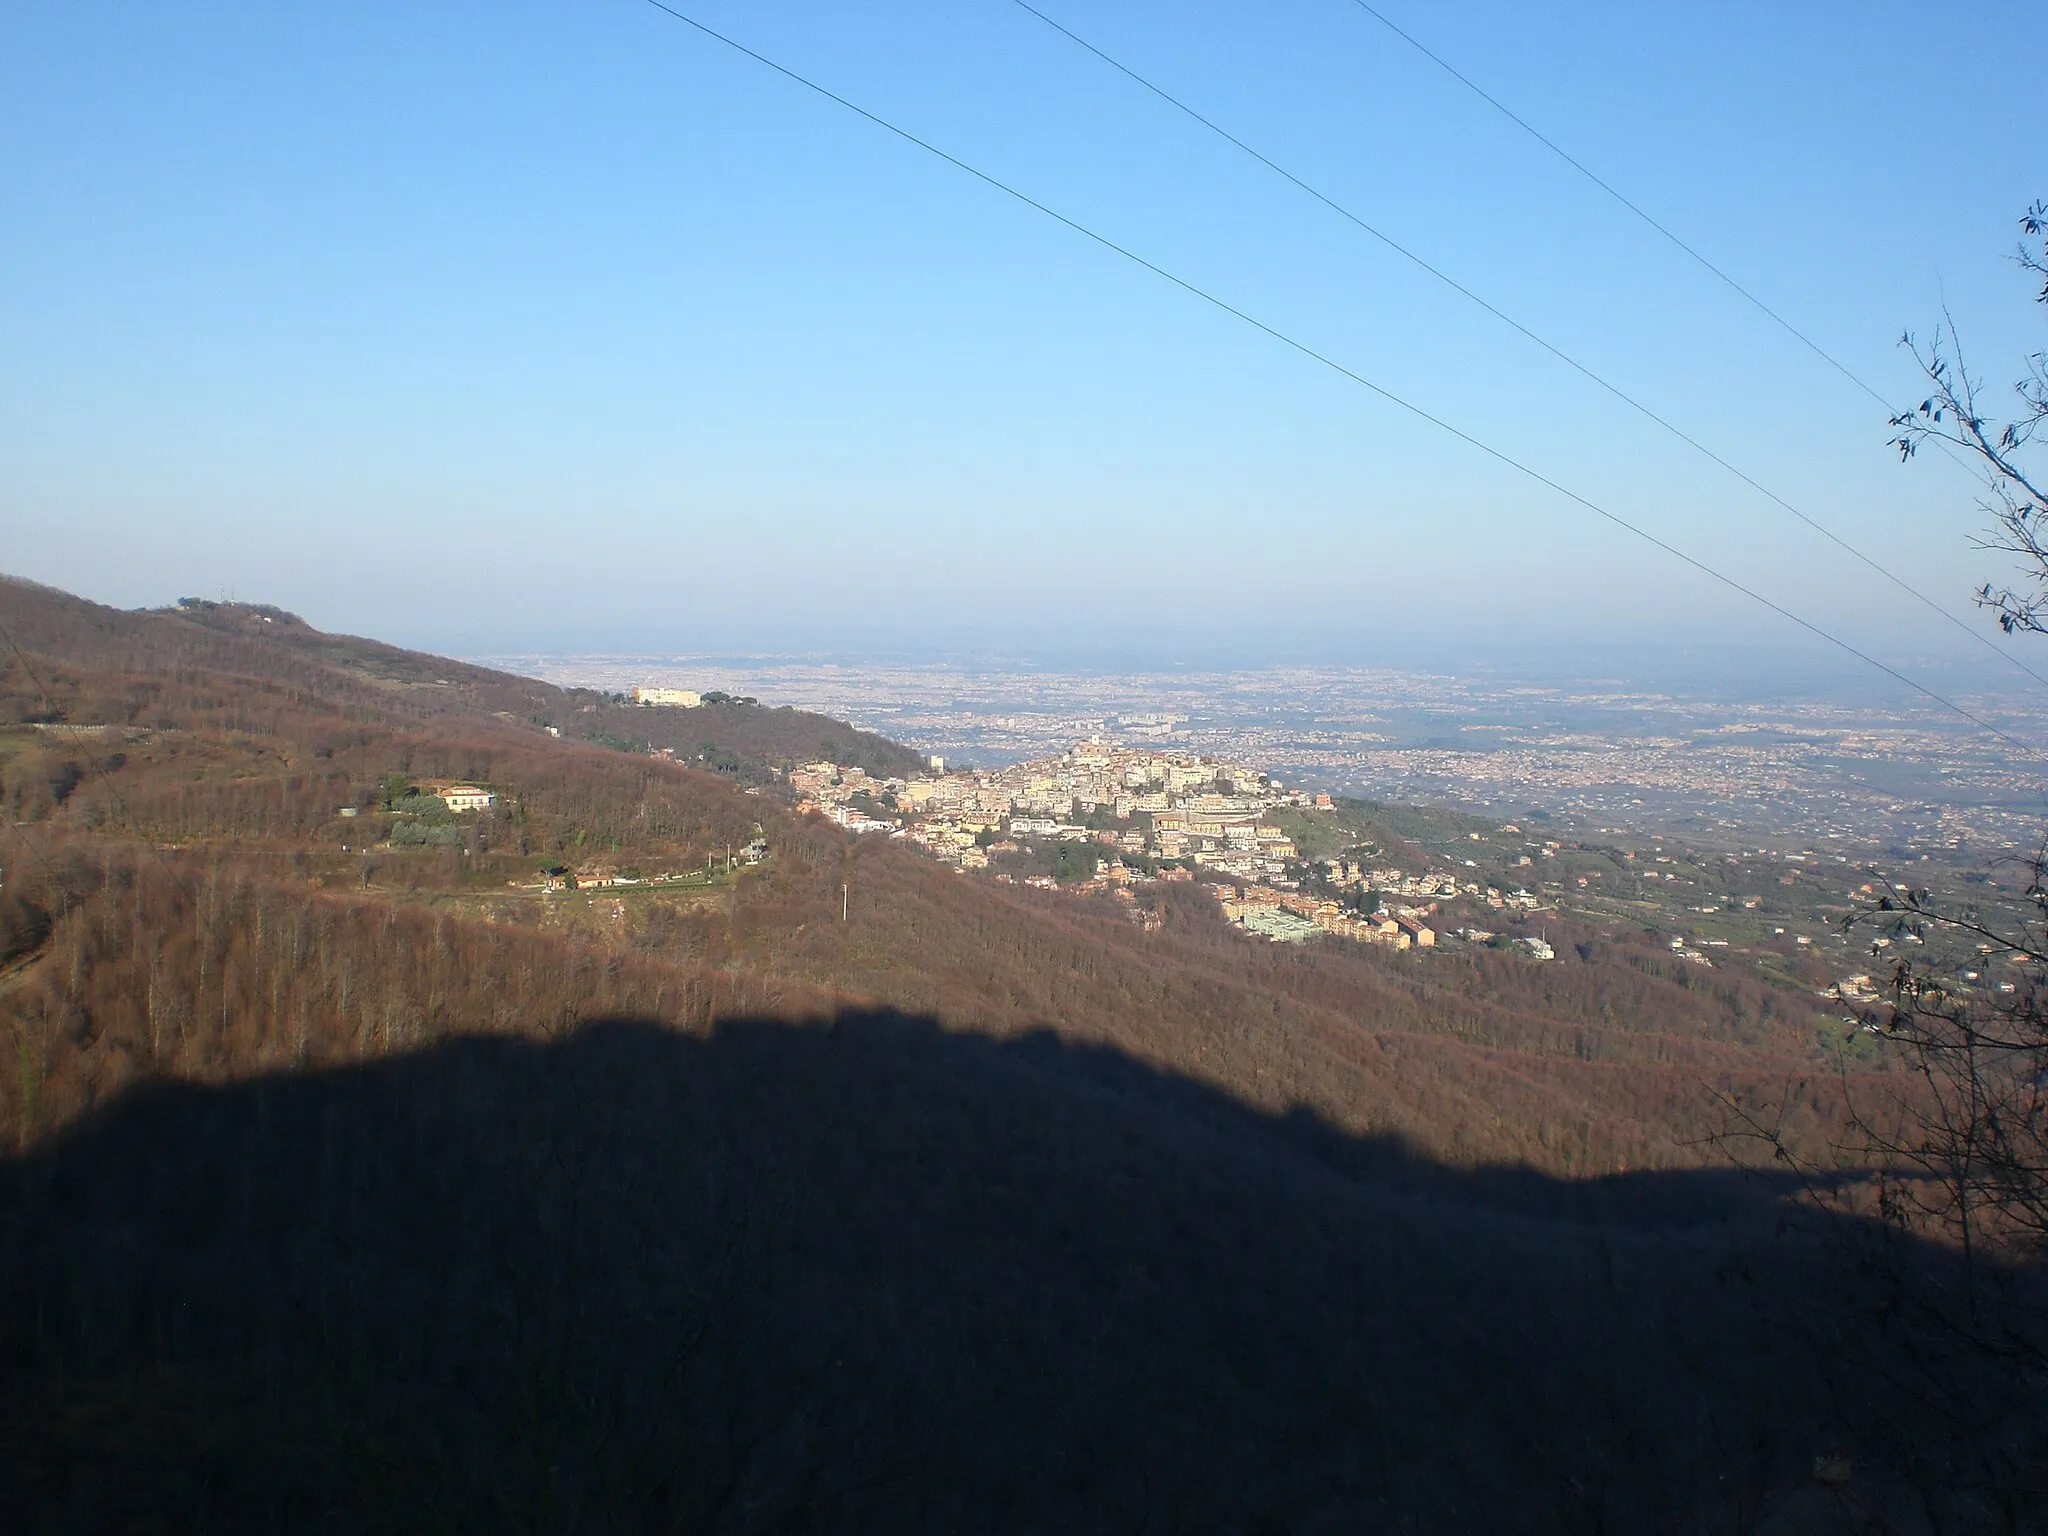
[3,1,2044,684]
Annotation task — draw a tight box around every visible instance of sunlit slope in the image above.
[2,574,1857,1173]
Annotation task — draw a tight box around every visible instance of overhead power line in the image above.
[633,0,2044,762]
[1342,0,1910,417]
[1009,0,2048,696]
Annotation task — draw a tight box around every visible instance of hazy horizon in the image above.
[6,1,2046,684]
[469,630,2048,707]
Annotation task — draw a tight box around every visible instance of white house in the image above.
[632,687,701,708]
[442,784,496,813]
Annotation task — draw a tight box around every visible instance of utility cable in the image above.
[1009,0,2048,694]
[1341,0,1909,416]
[634,0,2045,762]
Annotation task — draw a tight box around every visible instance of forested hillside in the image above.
[2,575,2035,1530]
[0,574,1867,1170]
[0,579,919,784]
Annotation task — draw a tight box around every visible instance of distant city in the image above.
[476,653,2048,858]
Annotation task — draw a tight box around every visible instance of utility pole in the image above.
[842,882,848,923]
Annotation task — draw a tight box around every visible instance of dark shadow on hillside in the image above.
[0,1013,2037,1534]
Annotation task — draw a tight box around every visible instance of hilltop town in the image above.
[787,739,1553,956]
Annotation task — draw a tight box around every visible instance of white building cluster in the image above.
[631,686,702,708]
[787,740,1553,958]
[792,741,1306,872]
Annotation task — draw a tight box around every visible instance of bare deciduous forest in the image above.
[1,575,2042,1531]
